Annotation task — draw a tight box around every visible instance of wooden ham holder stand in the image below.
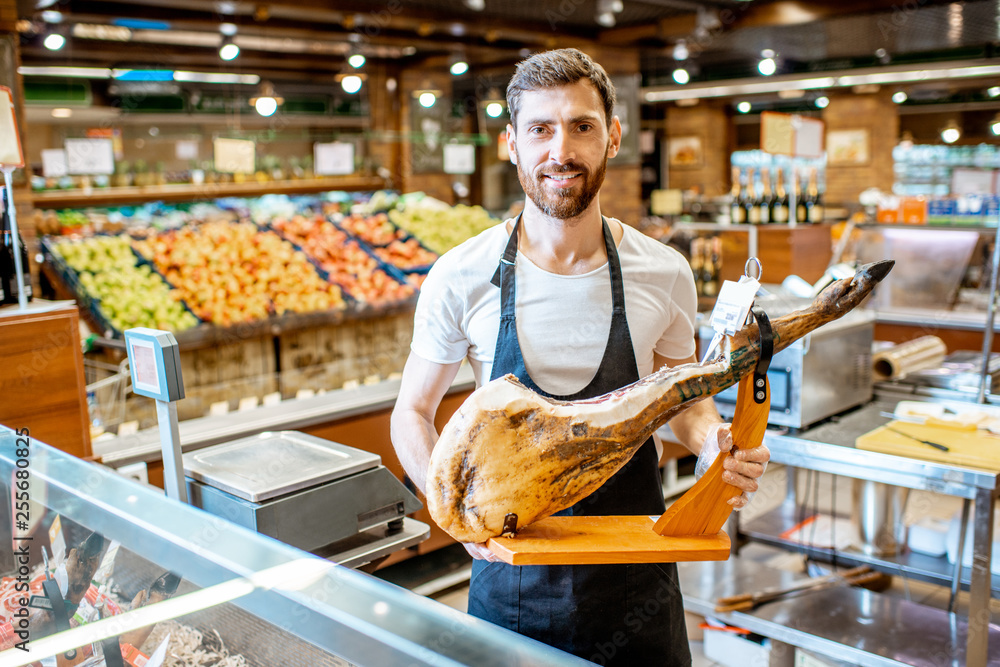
[487,308,774,566]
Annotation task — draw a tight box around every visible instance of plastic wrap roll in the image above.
[873,336,947,380]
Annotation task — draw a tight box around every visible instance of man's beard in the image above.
[517,152,608,220]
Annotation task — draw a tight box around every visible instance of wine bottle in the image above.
[0,187,32,306]
[807,167,824,223]
[729,167,746,224]
[702,236,721,297]
[772,168,789,223]
[795,170,808,223]
[745,167,761,225]
[759,167,773,224]
[690,237,705,295]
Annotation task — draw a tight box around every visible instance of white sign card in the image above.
[314,141,354,176]
[443,143,475,174]
[0,86,23,167]
[792,116,825,158]
[175,139,199,160]
[952,168,996,195]
[213,137,255,174]
[65,138,115,175]
[41,148,68,178]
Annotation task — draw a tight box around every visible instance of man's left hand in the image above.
[699,423,770,510]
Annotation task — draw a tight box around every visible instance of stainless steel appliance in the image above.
[184,431,426,567]
[699,292,876,429]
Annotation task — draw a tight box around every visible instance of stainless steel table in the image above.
[732,401,1000,666]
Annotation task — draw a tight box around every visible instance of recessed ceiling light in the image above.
[892,91,908,103]
[254,96,278,116]
[43,33,65,50]
[672,68,690,85]
[348,54,366,68]
[991,115,1000,136]
[419,92,437,108]
[758,57,776,76]
[219,22,237,37]
[814,96,829,108]
[486,102,503,118]
[450,61,469,76]
[989,86,1000,97]
[737,101,752,113]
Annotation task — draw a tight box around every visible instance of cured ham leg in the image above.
[427,260,894,543]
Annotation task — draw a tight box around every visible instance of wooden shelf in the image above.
[30,175,388,208]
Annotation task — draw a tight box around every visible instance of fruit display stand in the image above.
[36,194,497,436]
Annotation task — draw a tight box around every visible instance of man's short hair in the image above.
[506,48,617,131]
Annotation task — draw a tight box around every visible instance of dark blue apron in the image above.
[468,215,691,666]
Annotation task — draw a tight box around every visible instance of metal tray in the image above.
[183,431,380,502]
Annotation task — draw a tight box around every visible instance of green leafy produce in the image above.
[388,203,497,254]
[53,236,199,333]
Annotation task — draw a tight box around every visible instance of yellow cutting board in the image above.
[856,420,1000,470]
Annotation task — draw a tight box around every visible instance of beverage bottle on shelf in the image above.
[794,170,808,223]
[772,168,789,223]
[745,167,761,224]
[729,167,746,224]
[702,236,721,297]
[689,237,705,295]
[0,187,33,306]
[807,167,824,223]
[759,167,774,224]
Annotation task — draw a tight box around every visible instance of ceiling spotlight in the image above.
[43,33,65,50]
[941,121,960,144]
[757,50,777,76]
[250,81,283,116]
[814,96,829,108]
[219,22,238,36]
[341,74,363,94]
[991,115,1000,136]
[450,60,469,76]
[672,68,690,85]
[875,48,891,65]
[673,40,689,62]
[596,11,616,27]
[737,101,752,113]
[348,53,366,69]
[892,91,907,104]
[219,36,239,61]
[486,102,504,118]
[40,10,62,23]
[463,0,486,9]
[989,86,1000,98]
[419,91,437,108]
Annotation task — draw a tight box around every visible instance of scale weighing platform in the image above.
[183,431,428,569]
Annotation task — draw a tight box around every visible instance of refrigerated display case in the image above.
[0,426,588,666]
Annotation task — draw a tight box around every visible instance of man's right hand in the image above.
[464,541,502,562]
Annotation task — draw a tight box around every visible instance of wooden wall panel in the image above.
[0,304,91,458]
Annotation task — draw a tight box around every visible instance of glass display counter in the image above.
[0,426,588,666]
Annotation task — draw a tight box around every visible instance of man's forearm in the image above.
[389,408,439,495]
[668,398,724,456]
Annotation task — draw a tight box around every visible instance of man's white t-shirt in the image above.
[410,219,697,395]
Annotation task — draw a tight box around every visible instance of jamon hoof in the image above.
[427,260,894,543]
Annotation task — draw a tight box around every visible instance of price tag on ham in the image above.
[702,274,760,362]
